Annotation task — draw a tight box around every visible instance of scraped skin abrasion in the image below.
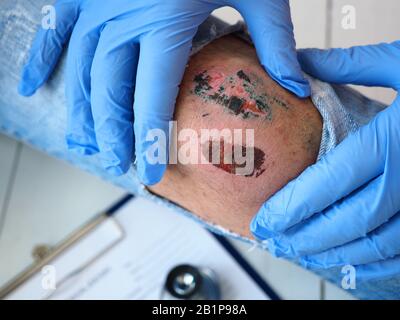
[192,69,288,121]
[149,35,322,238]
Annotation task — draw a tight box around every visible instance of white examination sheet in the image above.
[7,196,270,300]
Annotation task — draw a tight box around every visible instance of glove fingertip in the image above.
[18,66,38,96]
[268,66,311,98]
[250,214,278,240]
[98,145,133,176]
[266,238,288,258]
[133,117,170,185]
[137,161,166,186]
[66,134,99,155]
[255,198,294,233]
[18,79,36,97]
[105,165,126,177]
[67,144,99,156]
[281,78,311,98]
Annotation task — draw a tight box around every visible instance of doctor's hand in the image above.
[18,0,309,185]
[251,41,400,280]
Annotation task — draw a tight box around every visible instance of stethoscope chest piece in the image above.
[163,264,220,300]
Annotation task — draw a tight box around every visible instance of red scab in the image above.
[241,100,268,116]
[203,139,266,177]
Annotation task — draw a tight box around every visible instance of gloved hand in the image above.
[251,41,400,281]
[18,0,310,184]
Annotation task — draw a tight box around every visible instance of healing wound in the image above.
[192,69,287,120]
[201,138,266,178]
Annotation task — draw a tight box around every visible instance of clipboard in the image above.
[0,194,280,300]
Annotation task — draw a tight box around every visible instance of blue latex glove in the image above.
[251,41,400,280]
[18,0,310,184]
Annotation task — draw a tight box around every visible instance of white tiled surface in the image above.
[1,1,398,299]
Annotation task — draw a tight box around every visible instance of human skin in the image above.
[149,35,322,238]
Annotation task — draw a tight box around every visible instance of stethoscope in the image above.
[160,264,221,300]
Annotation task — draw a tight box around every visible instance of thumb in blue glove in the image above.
[251,41,400,281]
